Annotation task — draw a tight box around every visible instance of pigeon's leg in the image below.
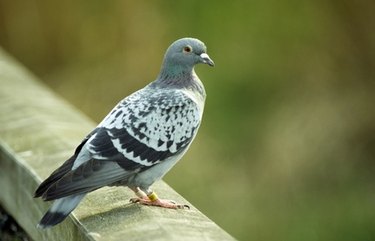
[128,187,151,203]
[129,187,189,209]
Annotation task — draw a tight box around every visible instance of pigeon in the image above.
[34,37,214,229]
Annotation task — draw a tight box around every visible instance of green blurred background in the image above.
[0,1,374,240]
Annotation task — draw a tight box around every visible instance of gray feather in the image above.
[37,194,85,229]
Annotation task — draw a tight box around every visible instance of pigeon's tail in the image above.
[38,194,86,229]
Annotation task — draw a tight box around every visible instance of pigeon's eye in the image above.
[183,46,192,53]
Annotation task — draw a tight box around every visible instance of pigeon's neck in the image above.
[157,62,193,80]
[153,64,206,98]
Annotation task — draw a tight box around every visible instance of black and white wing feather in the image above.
[86,86,203,172]
[37,86,202,201]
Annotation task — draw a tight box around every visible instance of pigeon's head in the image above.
[161,38,214,76]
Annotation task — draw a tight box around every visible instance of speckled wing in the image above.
[87,87,202,171]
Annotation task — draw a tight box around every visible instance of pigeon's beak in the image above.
[200,53,215,67]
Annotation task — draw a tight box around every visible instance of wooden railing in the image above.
[0,48,235,241]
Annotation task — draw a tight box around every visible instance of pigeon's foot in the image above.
[130,197,189,209]
[129,191,189,209]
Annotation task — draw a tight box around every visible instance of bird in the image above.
[34,37,214,229]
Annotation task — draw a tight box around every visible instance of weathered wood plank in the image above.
[0,48,235,241]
